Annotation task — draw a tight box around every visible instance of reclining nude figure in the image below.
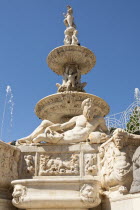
[17,98,109,145]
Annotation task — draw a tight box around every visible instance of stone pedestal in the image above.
[0,141,20,210]
[102,193,140,210]
[12,143,101,210]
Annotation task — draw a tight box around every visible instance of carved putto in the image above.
[24,155,35,175]
[39,154,79,176]
[56,63,87,92]
[85,154,97,176]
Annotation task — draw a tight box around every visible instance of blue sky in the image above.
[0,0,140,142]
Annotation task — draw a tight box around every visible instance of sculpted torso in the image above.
[101,140,132,189]
[61,115,104,143]
[104,144,130,172]
[115,151,129,167]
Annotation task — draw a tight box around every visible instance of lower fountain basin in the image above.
[11,177,101,209]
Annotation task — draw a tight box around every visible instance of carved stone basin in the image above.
[47,45,96,75]
[11,177,101,209]
[11,143,101,210]
[35,92,110,123]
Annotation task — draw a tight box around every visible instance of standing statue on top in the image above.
[63,6,79,46]
[63,5,76,28]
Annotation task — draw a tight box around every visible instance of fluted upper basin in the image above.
[47,45,96,75]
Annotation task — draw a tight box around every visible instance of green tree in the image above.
[126,107,140,134]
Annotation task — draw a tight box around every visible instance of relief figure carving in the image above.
[99,128,133,196]
[24,155,35,175]
[85,154,97,176]
[56,64,86,92]
[39,154,79,176]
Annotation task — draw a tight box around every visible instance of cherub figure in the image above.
[72,30,79,45]
[64,29,71,45]
[24,155,35,174]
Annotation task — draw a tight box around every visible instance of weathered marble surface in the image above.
[35,92,110,123]
[13,128,140,210]
[17,143,99,178]
[39,153,79,176]
[12,143,101,209]
[130,146,140,193]
[12,130,140,210]
[0,198,17,210]
[0,141,20,210]
[99,128,140,199]
[102,193,140,210]
[0,141,20,190]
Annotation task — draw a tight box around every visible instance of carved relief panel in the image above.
[98,135,137,197]
[84,154,97,176]
[19,153,35,178]
[17,144,99,179]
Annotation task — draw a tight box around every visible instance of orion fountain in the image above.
[9,6,140,210]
